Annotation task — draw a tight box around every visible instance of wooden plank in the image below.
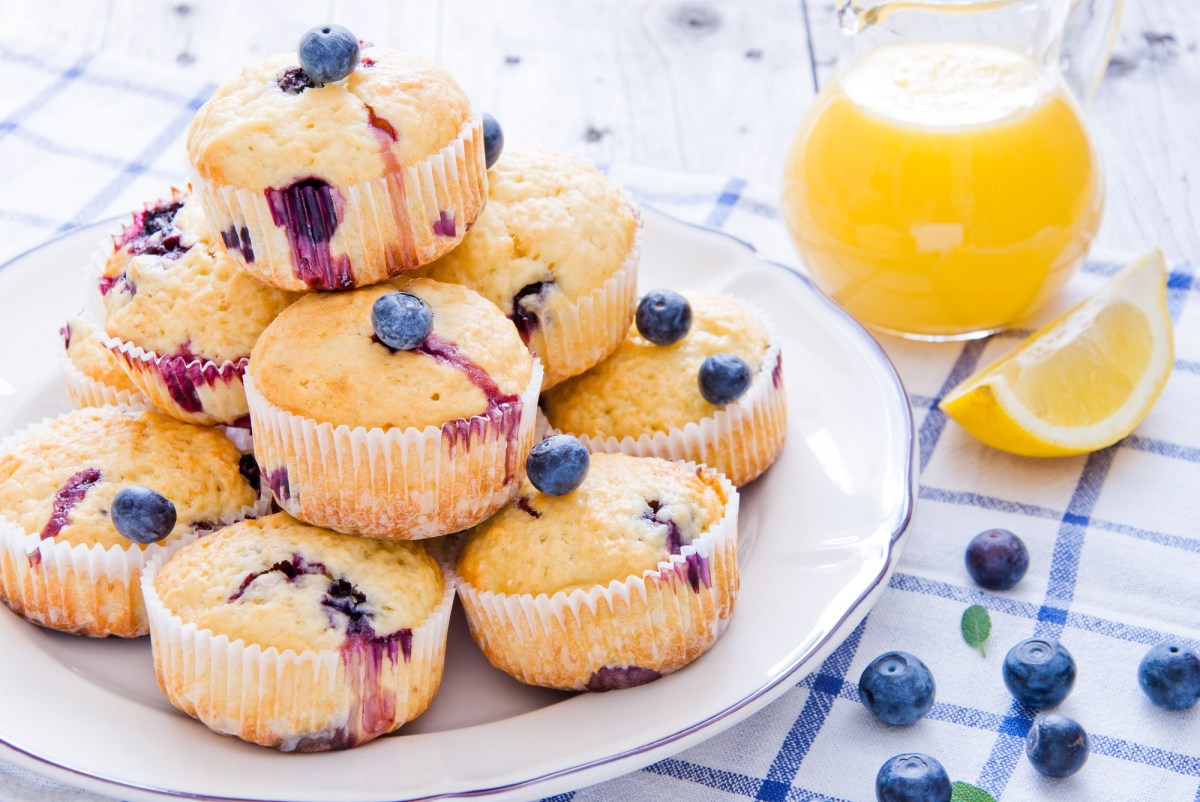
[1091,0,1200,261]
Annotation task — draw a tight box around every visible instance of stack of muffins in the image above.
[0,25,788,752]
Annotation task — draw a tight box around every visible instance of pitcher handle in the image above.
[1061,0,1124,103]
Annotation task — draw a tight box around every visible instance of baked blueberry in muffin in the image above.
[246,277,541,538]
[187,36,487,289]
[95,191,298,425]
[145,512,453,750]
[418,147,640,387]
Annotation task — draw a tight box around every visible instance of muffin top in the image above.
[251,277,533,430]
[187,47,472,190]
[419,147,637,339]
[542,292,770,437]
[61,314,140,394]
[99,193,299,362]
[155,513,445,654]
[457,453,727,596]
[0,407,259,550]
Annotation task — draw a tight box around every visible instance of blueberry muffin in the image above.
[59,313,147,409]
[143,512,454,751]
[456,452,739,690]
[246,277,541,538]
[0,406,266,637]
[94,191,299,425]
[419,147,640,388]
[187,41,486,290]
[542,291,786,486]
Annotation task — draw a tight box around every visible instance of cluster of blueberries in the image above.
[846,529,1200,802]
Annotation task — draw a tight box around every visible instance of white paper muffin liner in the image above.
[245,359,543,540]
[57,339,150,411]
[552,303,787,487]
[0,414,272,638]
[455,464,739,691]
[141,548,456,751]
[531,207,642,389]
[190,114,487,291]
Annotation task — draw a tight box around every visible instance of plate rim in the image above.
[0,207,917,802]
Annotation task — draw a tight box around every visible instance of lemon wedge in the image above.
[940,250,1174,457]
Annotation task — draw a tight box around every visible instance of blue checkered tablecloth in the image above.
[2,36,1199,802]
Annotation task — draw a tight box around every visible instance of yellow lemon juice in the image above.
[783,42,1103,339]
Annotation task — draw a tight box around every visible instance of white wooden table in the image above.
[1,0,1196,262]
[0,2,1196,801]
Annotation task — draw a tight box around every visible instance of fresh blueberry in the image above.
[298,24,360,84]
[1138,642,1200,710]
[875,753,951,802]
[482,113,504,169]
[858,651,936,726]
[372,292,433,351]
[1003,638,1076,709]
[636,289,692,346]
[1026,712,1089,777]
[526,435,590,496]
[111,486,176,544]
[965,528,1029,590]
[699,353,751,406]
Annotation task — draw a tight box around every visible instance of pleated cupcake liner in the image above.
[0,412,272,638]
[141,548,457,751]
[455,464,739,691]
[244,359,543,539]
[190,114,487,291]
[57,340,151,411]
[552,301,787,486]
[531,206,642,389]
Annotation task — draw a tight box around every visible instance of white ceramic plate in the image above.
[0,208,915,802]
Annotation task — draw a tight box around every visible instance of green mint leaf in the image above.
[951,781,997,802]
[961,604,992,657]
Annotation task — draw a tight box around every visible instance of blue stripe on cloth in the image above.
[644,757,852,802]
[0,46,196,105]
[1124,435,1200,464]
[55,83,215,234]
[0,207,61,228]
[539,794,575,802]
[889,572,1200,651]
[0,53,91,144]
[1041,448,1116,617]
[704,177,747,228]
[921,484,1200,555]
[753,620,868,798]
[917,339,989,471]
[918,486,1062,521]
[646,758,767,797]
[7,125,178,179]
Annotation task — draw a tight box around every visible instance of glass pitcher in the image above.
[782,0,1122,341]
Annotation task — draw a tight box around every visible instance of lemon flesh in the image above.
[940,250,1173,457]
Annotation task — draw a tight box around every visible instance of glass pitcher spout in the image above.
[835,0,1122,103]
